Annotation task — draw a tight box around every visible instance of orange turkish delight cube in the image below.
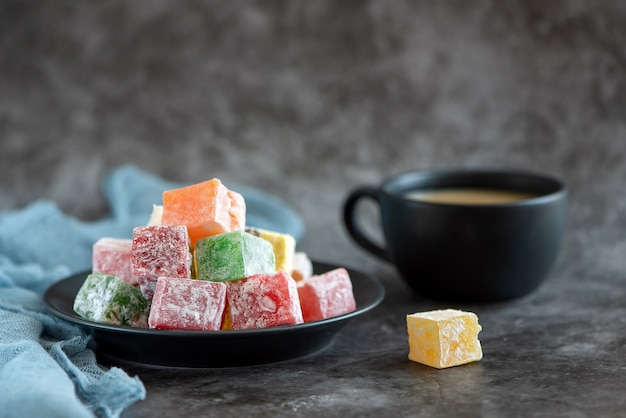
[161,178,245,246]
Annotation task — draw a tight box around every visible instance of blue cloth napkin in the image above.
[0,165,304,418]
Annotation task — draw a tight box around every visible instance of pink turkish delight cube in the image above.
[297,268,356,322]
[136,276,158,300]
[131,226,192,298]
[92,237,138,286]
[227,271,303,330]
[148,277,227,331]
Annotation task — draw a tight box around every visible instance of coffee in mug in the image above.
[405,188,538,205]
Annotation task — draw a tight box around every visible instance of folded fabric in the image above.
[0,165,304,418]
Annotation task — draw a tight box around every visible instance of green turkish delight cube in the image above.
[195,230,275,282]
[73,273,149,327]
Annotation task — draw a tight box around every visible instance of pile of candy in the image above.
[73,178,356,331]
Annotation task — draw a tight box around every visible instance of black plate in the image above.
[43,261,385,368]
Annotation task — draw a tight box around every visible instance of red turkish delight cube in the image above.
[131,226,192,298]
[131,225,192,279]
[148,277,227,331]
[297,268,356,322]
[227,271,303,330]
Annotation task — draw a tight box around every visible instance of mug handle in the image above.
[342,187,392,263]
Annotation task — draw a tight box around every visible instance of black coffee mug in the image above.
[343,169,568,302]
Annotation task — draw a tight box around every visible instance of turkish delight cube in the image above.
[195,230,275,282]
[227,271,303,330]
[297,267,356,322]
[246,227,296,273]
[73,273,149,327]
[291,252,313,282]
[161,178,246,246]
[406,309,483,369]
[136,276,158,300]
[131,225,192,279]
[147,204,163,226]
[92,237,137,286]
[148,277,227,331]
[131,225,192,299]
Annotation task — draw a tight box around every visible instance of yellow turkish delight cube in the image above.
[245,227,295,273]
[407,309,483,369]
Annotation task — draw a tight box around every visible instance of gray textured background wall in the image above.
[1,1,625,277]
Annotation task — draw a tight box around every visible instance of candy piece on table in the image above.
[406,309,483,369]
[227,270,303,330]
[73,273,149,327]
[161,178,246,246]
[147,204,163,226]
[195,230,275,282]
[92,237,138,286]
[148,277,227,331]
[291,251,313,282]
[246,227,296,273]
[297,267,356,322]
[131,225,192,299]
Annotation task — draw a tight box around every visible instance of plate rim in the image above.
[42,260,385,366]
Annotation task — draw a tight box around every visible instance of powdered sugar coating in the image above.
[227,271,303,330]
[161,178,246,245]
[297,268,356,322]
[92,237,138,286]
[291,251,313,282]
[131,225,192,280]
[136,276,158,300]
[195,230,275,282]
[149,277,227,331]
[73,273,149,327]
